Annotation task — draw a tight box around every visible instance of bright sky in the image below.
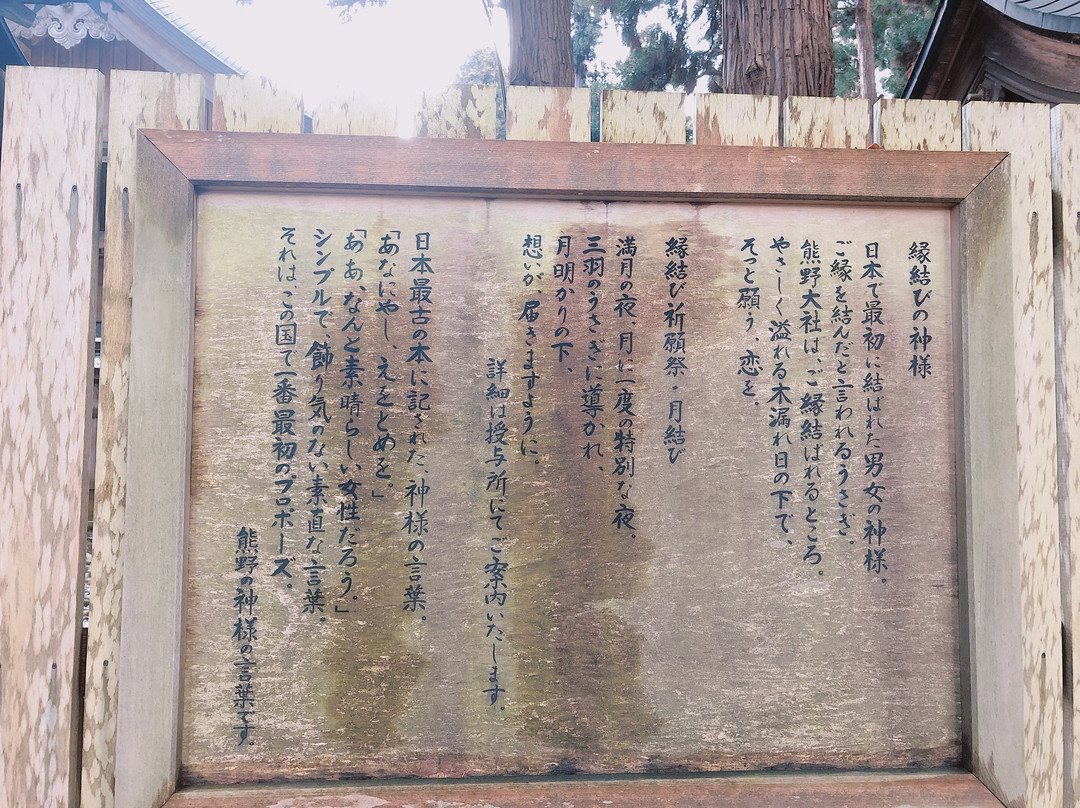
[156,0,512,110]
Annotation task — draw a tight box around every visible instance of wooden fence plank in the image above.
[964,100,1062,808]
[80,70,205,808]
[505,86,590,142]
[601,89,686,144]
[211,74,303,134]
[876,99,961,151]
[783,96,871,148]
[310,93,396,136]
[1052,102,1080,808]
[415,84,496,139]
[0,65,104,808]
[695,93,779,146]
[8,74,1058,806]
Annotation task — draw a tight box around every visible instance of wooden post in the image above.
[212,75,303,134]
[601,89,686,144]
[505,86,590,142]
[0,65,105,808]
[415,85,497,139]
[694,93,779,146]
[783,96,871,148]
[875,99,961,151]
[112,132,196,808]
[963,100,1062,808]
[1052,102,1080,808]
[309,93,397,136]
[81,70,205,808]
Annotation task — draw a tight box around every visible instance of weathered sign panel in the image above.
[181,191,958,783]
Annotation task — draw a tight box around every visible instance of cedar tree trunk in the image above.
[722,0,836,100]
[854,0,876,97]
[505,0,575,86]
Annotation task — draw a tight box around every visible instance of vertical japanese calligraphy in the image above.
[230,527,258,746]
[662,235,690,467]
[185,195,959,784]
[480,355,510,706]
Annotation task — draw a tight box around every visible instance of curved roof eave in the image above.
[987,0,1080,33]
[0,15,28,67]
[111,0,243,76]
[904,0,1080,97]
[903,0,962,98]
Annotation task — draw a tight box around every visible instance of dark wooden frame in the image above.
[120,130,1020,808]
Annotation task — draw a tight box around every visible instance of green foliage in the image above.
[588,77,614,141]
[833,20,859,97]
[572,0,721,94]
[237,0,387,19]
[580,0,931,97]
[455,46,501,85]
[832,0,935,97]
[572,0,605,85]
[326,0,387,20]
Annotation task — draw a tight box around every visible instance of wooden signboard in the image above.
[119,132,1018,808]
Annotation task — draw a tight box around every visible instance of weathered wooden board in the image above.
[211,74,303,134]
[309,94,397,136]
[602,89,686,144]
[1052,102,1080,808]
[963,101,1062,808]
[80,70,206,808]
[111,123,1010,803]
[876,99,961,151]
[784,97,871,149]
[695,93,779,147]
[142,131,1006,206]
[0,65,104,808]
[180,190,960,783]
[163,770,1002,808]
[415,85,497,139]
[506,86,590,142]
[112,134,197,808]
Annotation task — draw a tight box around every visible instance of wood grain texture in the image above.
[505,85,590,141]
[80,70,205,808]
[601,89,686,144]
[141,130,1006,205]
[309,93,397,136]
[695,93,779,146]
[414,84,497,139]
[163,771,1001,808]
[956,156,1024,805]
[1052,103,1080,808]
[875,99,961,151]
[0,65,104,808]
[964,100,1062,808]
[182,197,959,782]
[783,96,871,148]
[112,133,196,808]
[211,74,303,134]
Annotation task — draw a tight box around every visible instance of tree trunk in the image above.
[505,0,575,86]
[854,0,876,97]
[722,0,835,100]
